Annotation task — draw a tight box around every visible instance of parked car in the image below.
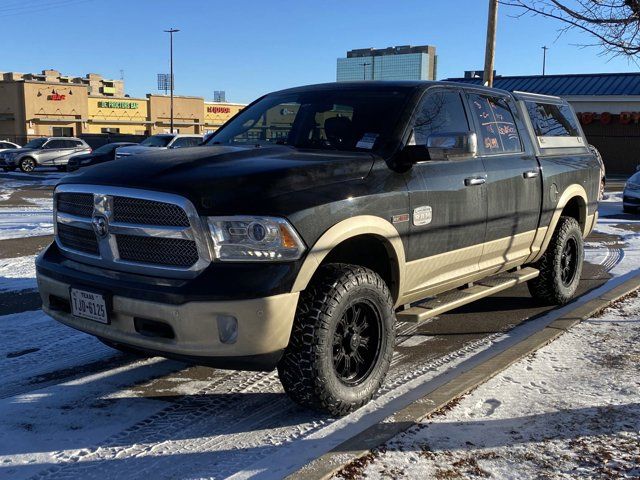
[0,137,91,173]
[623,171,640,213]
[67,142,137,172]
[36,82,600,415]
[0,140,20,152]
[115,134,203,159]
[589,144,606,200]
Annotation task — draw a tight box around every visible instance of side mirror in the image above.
[426,132,477,161]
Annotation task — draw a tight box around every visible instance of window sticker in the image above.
[356,133,379,150]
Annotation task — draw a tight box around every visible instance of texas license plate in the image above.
[70,288,109,324]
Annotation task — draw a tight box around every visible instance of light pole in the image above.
[361,62,371,80]
[483,0,498,87]
[164,28,179,133]
[542,46,548,76]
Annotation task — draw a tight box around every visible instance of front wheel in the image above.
[19,157,36,173]
[528,216,584,305]
[277,264,396,416]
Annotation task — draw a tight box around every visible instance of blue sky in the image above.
[2,0,638,103]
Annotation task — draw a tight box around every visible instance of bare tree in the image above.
[500,0,640,57]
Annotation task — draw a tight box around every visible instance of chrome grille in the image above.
[56,192,94,218]
[57,223,99,255]
[54,185,211,278]
[113,196,190,226]
[116,235,199,267]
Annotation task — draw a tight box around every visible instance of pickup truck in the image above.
[36,81,600,415]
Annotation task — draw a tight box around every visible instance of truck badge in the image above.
[413,206,432,226]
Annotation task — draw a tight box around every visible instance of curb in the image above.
[289,273,640,480]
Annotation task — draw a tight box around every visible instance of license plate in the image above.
[70,288,109,324]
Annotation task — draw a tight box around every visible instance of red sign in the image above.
[207,106,231,114]
[579,111,640,125]
[47,93,66,101]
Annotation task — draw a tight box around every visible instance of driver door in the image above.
[403,88,488,299]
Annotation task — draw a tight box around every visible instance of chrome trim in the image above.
[54,184,211,279]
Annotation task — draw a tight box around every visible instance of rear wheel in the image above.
[19,157,36,173]
[277,264,395,416]
[528,216,583,305]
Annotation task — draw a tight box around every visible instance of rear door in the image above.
[403,87,488,297]
[464,91,541,273]
[38,139,68,165]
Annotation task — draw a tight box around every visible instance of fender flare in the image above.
[291,215,406,305]
[529,184,590,263]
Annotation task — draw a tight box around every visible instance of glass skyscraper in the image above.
[336,45,437,82]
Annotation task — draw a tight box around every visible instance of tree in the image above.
[500,0,640,57]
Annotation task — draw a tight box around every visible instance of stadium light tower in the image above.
[164,28,179,133]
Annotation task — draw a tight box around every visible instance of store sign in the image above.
[47,93,66,101]
[207,106,231,114]
[98,100,139,109]
[579,111,640,125]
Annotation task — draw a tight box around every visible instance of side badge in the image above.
[392,213,410,224]
[413,206,432,226]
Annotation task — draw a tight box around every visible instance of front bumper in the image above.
[37,272,299,371]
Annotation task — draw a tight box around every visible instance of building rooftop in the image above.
[346,45,434,58]
[446,72,640,96]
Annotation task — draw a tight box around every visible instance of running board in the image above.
[396,267,540,323]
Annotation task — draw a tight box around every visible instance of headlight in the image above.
[206,216,306,262]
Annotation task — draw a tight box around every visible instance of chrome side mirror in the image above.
[426,132,477,161]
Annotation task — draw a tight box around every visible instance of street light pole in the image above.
[542,46,548,76]
[483,0,498,87]
[164,28,179,133]
[361,62,371,80]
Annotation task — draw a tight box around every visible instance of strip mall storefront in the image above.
[0,80,244,143]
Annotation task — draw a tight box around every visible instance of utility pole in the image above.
[361,62,371,80]
[164,28,179,133]
[483,0,498,87]
[542,46,548,76]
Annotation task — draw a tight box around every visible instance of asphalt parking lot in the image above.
[0,171,637,478]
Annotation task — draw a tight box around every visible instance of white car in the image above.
[115,134,203,159]
[0,140,20,152]
[623,171,640,213]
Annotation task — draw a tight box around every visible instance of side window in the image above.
[46,140,66,149]
[468,94,522,154]
[412,90,469,145]
[0,143,12,149]
[172,137,200,148]
[525,101,581,138]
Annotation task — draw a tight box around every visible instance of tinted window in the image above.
[526,102,580,137]
[208,87,411,153]
[46,140,67,149]
[468,94,522,154]
[23,138,47,149]
[412,90,469,145]
[93,144,117,155]
[140,135,173,147]
[171,137,200,148]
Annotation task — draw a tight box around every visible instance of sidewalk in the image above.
[337,292,640,480]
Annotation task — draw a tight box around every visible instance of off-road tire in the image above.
[98,337,150,357]
[277,264,396,416]
[528,216,583,305]
[19,157,36,173]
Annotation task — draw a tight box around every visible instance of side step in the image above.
[396,267,540,323]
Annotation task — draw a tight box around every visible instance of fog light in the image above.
[217,315,238,344]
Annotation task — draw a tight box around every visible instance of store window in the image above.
[101,127,120,134]
[468,94,522,154]
[52,127,73,137]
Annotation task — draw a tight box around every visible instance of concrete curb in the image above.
[289,273,640,480]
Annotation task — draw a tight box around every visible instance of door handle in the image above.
[523,170,539,179]
[464,176,486,186]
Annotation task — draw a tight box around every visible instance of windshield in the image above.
[206,87,411,152]
[140,135,173,147]
[93,144,117,154]
[23,138,47,149]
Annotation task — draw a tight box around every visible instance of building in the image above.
[446,72,640,175]
[336,45,437,82]
[0,69,244,143]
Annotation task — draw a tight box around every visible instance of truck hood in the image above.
[116,145,167,156]
[60,145,375,213]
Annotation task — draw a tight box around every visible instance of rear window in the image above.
[525,101,584,148]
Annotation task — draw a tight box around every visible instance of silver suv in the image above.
[115,134,203,159]
[0,137,91,173]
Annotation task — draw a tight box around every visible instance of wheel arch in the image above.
[291,216,406,306]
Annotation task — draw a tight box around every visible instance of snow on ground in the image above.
[0,208,53,240]
[348,292,640,480]
[0,255,36,291]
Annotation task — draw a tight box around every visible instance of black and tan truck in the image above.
[36,81,600,415]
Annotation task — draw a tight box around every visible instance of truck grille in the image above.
[57,223,99,255]
[113,196,190,226]
[116,235,199,267]
[53,186,210,278]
